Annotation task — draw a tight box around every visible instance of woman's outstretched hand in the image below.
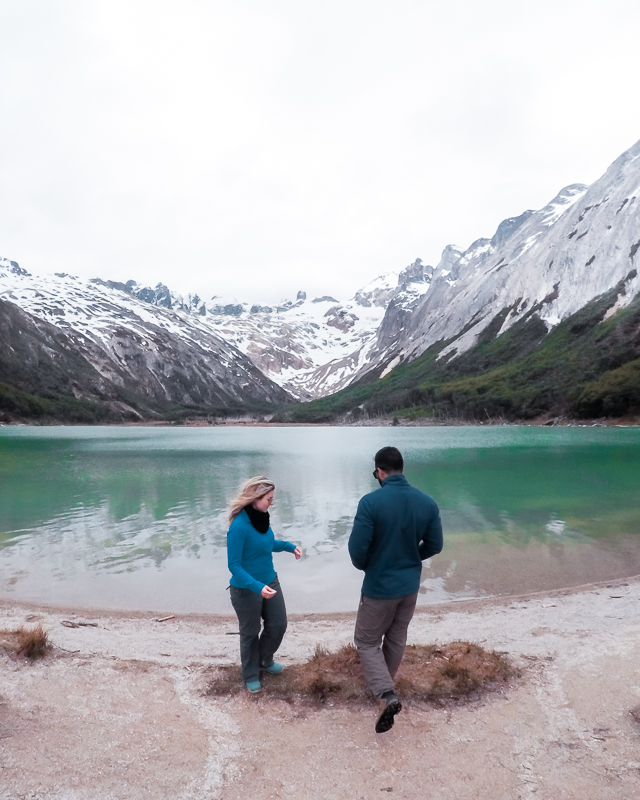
[294,546,302,560]
[261,584,277,599]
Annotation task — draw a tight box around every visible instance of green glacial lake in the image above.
[1,425,640,613]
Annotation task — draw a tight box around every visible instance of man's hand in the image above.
[261,585,277,599]
[294,546,302,560]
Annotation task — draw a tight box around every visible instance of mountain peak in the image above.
[0,257,29,277]
[491,210,535,247]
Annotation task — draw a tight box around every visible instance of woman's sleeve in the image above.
[272,539,296,554]
[227,524,265,594]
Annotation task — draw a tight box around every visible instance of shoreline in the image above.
[2,414,640,428]
[3,576,640,798]
[2,571,639,622]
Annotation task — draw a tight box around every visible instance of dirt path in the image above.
[2,579,640,799]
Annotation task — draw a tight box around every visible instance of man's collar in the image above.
[380,473,407,486]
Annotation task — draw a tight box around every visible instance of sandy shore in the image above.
[2,579,640,800]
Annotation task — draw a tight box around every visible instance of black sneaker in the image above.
[375,694,402,733]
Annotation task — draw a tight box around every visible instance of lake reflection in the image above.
[1,425,640,612]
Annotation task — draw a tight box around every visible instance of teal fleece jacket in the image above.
[348,474,443,599]
[227,509,297,594]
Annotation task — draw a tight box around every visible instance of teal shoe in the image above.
[262,662,284,675]
[246,680,261,693]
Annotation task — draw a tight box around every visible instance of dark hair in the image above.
[374,446,404,473]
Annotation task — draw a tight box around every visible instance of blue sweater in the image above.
[227,509,297,594]
[348,474,443,599]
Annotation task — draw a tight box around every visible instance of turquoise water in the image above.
[1,425,640,612]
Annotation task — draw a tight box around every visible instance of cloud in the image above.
[1,0,639,303]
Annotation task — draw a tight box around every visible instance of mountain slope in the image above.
[98,265,433,400]
[354,139,640,381]
[278,139,640,422]
[0,259,292,420]
[0,296,133,422]
[3,137,640,422]
[276,277,640,422]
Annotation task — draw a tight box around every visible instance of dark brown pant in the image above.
[353,592,418,700]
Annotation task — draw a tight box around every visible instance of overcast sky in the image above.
[1,1,639,304]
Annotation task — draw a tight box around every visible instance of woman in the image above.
[227,476,301,693]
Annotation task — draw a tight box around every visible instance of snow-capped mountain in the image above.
[194,267,434,401]
[0,254,432,407]
[0,259,291,415]
[353,139,640,382]
[3,137,639,419]
[92,261,433,400]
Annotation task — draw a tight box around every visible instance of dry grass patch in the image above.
[206,641,516,708]
[0,624,51,661]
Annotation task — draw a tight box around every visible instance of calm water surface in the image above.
[1,425,640,613]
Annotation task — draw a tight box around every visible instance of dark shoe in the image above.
[375,694,402,733]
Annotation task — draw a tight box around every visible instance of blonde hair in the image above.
[228,476,275,523]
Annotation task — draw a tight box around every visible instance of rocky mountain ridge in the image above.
[2,137,639,421]
[89,260,434,400]
[354,139,640,382]
[88,143,637,404]
[0,258,291,421]
[279,139,640,422]
[0,254,433,410]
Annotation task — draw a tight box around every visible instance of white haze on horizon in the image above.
[1,0,639,305]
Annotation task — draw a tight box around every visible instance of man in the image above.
[348,446,443,733]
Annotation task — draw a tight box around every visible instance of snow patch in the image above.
[519,232,542,255]
[379,355,401,379]
[541,313,561,328]
[540,187,588,226]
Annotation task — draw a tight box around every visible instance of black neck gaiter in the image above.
[245,504,270,534]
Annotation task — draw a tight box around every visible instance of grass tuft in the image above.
[0,624,51,661]
[206,641,516,708]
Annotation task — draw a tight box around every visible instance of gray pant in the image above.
[353,592,418,700]
[229,577,287,683]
